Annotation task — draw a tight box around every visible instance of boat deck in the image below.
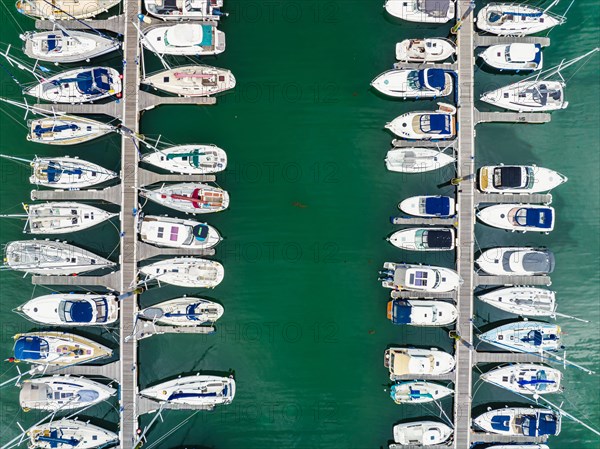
[137,397,216,415]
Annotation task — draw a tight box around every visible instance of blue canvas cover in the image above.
[524,208,553,229]
[78,389,100,402]
[47,35,58,51]
[67,300,94,323]
[491,415,510,432]
[33,123,78,136]
[200,25,214,46]
[391,301,412,325]
[14,336,45,360]
[424,197,451,216]
[422,114,450,134]
[522,413,558,436]
[533,45,542,64]
[43,163,83,183]
[36,429,79,447]
[168,391,218,400]
[193,224,209,241]
[418,69,446,90]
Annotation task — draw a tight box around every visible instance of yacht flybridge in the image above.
[476,1,566,36]
[143,65,235,97]
[140,375,235,407]
[26,419,118,449]
[140,257,225,288]
[16,0,121,19]
[143,23,226,56]
[139,297,224,326]
[15,202,117,234]
[478,165,567,193]
[379,262,461,292]
[144,0,225,21]
[21,30,120,63]
[140,183,230,214]
[384,0,456,23]
[139,215,222,249]
[386,103,456,140]
[141,144,227,174]
[480,43,543,71]
[4,240,115,275]
[395,38,455,62]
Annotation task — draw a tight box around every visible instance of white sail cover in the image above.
[166,24,203,46]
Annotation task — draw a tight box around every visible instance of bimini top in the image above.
[419,0,451,16]
[33,123,78,137]
[418,69,446,90]
[514,207,553,229]
[421,114,451,134]
[391,302,412,324]
[14,336,48,360]
[166,24,213,47]
[425,196,451,216]
[503,250,555,273]
[59,300,94,323]
[421,229,453,248]
[507,44,542,63]
[53,68,112,95]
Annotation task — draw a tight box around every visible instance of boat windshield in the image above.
[513,208,529,226]
[93,297,109,322]
[407,71,421,90]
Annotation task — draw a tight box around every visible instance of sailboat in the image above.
[385,148,455,173]
[4,240,116,275]
[26,419,118,449]
[143,65,235,97]
[371,68,454,99]
[20,375,117,411]
[16,0,121,19]
[140,374,235,407]
[478,287,557,316]
[21,30,120,63]
[379,262,461,292]
[142,23,226,56]
[473,407,562,437]
[140,183,230,214]
[395,38,456,62]
[141,144,227,174]
[139,215,222,249]
[384,0,456,23]
[12,332,112,366]
[392,421,453,445]
[384,347,456,379]
[481,48,599,112]
[480,363,563,395]
[139,297,224,326]
[23,156,118,189]
[476,1,566,35]
[478,164,567,193]
[140,257,225,288]
[390,381,453,404]
[385,103,457,140]
[478,321,563,353]
[16,293,119,326]
[144,0,225,21]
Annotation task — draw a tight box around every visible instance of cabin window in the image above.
[157,227,164,238]
[92,172,97,177]
[170,226,179,241]
[163,76,170,83]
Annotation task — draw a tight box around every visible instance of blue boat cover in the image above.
[391,301,412,325]
[168,391,218,400]
[489,10,543,23]
[533,45,542,64]
[524,208,553,229]
[33,123,78,137]
[47,35,58,51]
[193,224,209,241]
[201,25,214,46]
[418,69,446,90]
[425,197,451,216]
[14,336,46,360]
[522,329,559,347]
[67,300,94,323]
[421,114,451,134]
[54,68,112,96]
[426,230,453,248]
[490,415,510,432]
[36,429,79,448]
[43,164,83,183]
[522,413,558,436]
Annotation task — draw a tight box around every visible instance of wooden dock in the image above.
[392,139,456,148]
[139,91,217,111]
[475,109,552,124]
[43,361,121,381]
[390,372,456,382]
[474,352,545,364]
[476,274,552,286]
[393,62,458,70]
[390,216,457,226]
[474,35,551,48]
[390,290,456,300]
[475,192,553,205]
[137,397,215,415]
[32,272,121,292]
[137,242,216,261]
[34,102,122,119]
[137,168,216,186]
[30,185,122,205]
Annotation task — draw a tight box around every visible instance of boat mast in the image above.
[530,47,600,84]
[134,21,171,71]
[37,0,116,41]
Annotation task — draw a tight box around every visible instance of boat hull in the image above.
[22,31,120,63]
[478,165,567,194]
[139,297,224,326]
[16,0,121,19]
[141,375,235,406]
[18,293,119,325]
[476,4,563,36]
[27,202,117,234]
[27,419,118,449]
[141,144,227,174]
[386,148,454,173]
[385,0,455,23]
[140,257,225,288]
[143,65,235,97]
[480,363,562,394]
[476,204,555,232]
[390,381,453,404]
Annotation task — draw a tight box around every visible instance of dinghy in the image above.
[388,228,455,251]
[387,300,458,326]
[139,297,224,326]
[139,215,222,249]
[12,332,112,366]
[390,381,453,404]
[21,30,120,63]
[144,0,225,21]
[27,419,118,449]
[478,165,567,193]
[392,420,453,445]
[143,65,235,97]
[384,347,455,379]
[395,38,455,62]
[4,240,115,275]
[140,257,224,288]
[480,44,543,71]
[371,69,454,98]
[476,2,565,36]
[140,375,235,407]
[29,157,117,189]
[384,0,456,23]
[17,293,119,326]
[473,407,562,437]
[478,321,563,353]
[143,23,226,56]
[481,80,566,112]
[140,183,230,214]
[399,195,455,217]
[380,262,461,292]
[28,116,115,145]
[24,202,117,234]
[16,0,121,19]
[386,103,456,140]
[481,364,563,395]
[477,204,555,233]
[141,144,227,174]
[478,287,557,316]
[385,148,455,173]
[25,67,122,104]
[476,247,555,276]
[20,375,116,411]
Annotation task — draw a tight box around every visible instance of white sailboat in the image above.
[384,347,455,379]
[144,0,225,21]
[380,262,461,292]
[141,144,227,174]
[388,228,455,251]
[386,103,457,140]
[143,65,235,97]
[478,321,563,353]
[476,247,555,276]
[139,297,224,326]
[390,381,453,404]
[21,30,120,63]
[20,375,117,412]
[142,23,226,56]
[4,240,116,275]
[399,195,455,217]
[139,215,222,249]
[27,419,118,449]
[16,0,121,19]
[371,68,454,99]
[478,287,557,316]
[478,164,567,193]
[140,374,235,407]
[480,43,543,71]
[477,204,555,233]
[473,407,562,437]
[16,293,119,326]
[395,38,455,62]
[22,156,117,189]
[481,364,563,395]
[384,0,456,23]
[140,257,224,288]
[385,148,455,173]
[476,1,566,36]
[140,183,230,214]
[392,421,453,445]
[387,300,458,327]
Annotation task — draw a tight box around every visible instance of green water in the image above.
[0,1,599,448]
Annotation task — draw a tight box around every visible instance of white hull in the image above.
[141,375,235,406]
[387,300,458,326]
[20,375,116,412]
[27,202,117,234]
[476,247,555,276]
[476,4,563,36]
[22,31,120,63]
[144,0,224,21]
[395,38,455,62]
[386,148,454,173]
[28,116,114,145]
[381,262,461,292]
[140,183,230,214]
[393,420,453,445]
[13,332,112,366]
[5,240,115,275]
[478,165,567,193]
[385,0,455,23]
[480,44,543,71]
[143,23,226,55]
[478,322,562,353]
[477,204,555,232]
[390,381,453,404]
[388,227,455,251]
[386,103,456,139]
[17,293,119,325]
[141,144,227,174]
[399,195,455,217]
[371,69,453,98]
[30,157,117,189]
[139,297,224,326]
[384,347,455,379]
[478,287,556,316]
[481,80,567,112]
[25,67,122,104]
[140,257,224,288]
[28,419,118,449]
[144,65,235,97]
[16,0,121,19]
[139,215,222,249]
[481,363,562,395]
[473,407,561,437]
